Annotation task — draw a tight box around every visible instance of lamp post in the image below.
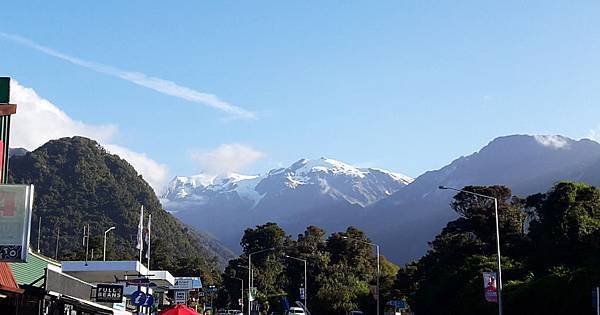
[342,236,380,315]
[103,226,115,261]
[248,248,275,315]
[284,255,308,310]
[439,185,503,315]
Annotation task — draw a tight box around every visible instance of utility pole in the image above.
[37,216,41,253]
[54,227,60,260]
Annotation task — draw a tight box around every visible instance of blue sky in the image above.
[1,1,599,189]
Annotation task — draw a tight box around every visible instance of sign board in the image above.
[143,294,154,307]
[207,284,217,293]
[170,277,202,290]
[387,300,406,309]
[483,272,498,303]
[131,290,147,306]
[0,184,34,262]
[171,278,194,290]
[175,290,188,304]
[249,287,257,301]
[96,284,124,303]
[299,287,305,300]
[0,77,9,104]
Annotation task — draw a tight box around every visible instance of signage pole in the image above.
[596,287,599,315]
[37,217,41,253]
[55,227,60,260]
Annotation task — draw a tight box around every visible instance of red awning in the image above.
[159,304,200,315]
[0,262,24,294]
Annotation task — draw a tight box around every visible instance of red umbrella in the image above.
[159,304,200,315]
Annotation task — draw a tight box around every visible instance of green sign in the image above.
[0,77,9,103]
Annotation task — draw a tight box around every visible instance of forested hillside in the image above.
[8,136,233,281]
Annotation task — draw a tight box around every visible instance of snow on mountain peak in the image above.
[163,157,414,208]
[294,157,367,178]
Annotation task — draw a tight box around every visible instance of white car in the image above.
[286,307,306,314]
[348,311,364,315]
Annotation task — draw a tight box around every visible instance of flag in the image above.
[144,214,151,260]
[483,272,498,303]
[136,206,144,250]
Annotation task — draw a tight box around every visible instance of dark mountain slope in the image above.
[8,137,233,278]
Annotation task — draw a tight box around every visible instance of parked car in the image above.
[228,310,243,315]
[348,311,364,315]
[286,307,306,314]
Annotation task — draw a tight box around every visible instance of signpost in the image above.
[95,284,124,303]
[131,290,147,306]
[0,184,34,262]
[175,290,188,304]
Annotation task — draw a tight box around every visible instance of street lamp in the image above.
[103,226,115,261]
[439,185,503,315]
[342,236,380,315]
[247,247,275,315]
[284,254,308,310]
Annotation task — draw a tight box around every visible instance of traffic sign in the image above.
[131,290,147,306]
[387,300,406,309]
[143,294,155,307]
[175,290,187,304]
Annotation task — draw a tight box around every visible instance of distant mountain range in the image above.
[162,135,600,263]
[162,157,413,250]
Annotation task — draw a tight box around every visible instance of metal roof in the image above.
[0,262,23,294]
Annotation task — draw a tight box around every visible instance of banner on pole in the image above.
[483,272,498,303]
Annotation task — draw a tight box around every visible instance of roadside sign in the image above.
[207,285,218,293]
[131,290,146,306]
[249,287,257,301]
[299,288,305,300]
[170,278,194,290]
[143,294,155,307]
[95,284,124,303]
[387,300,406,309]
[175,290,187,304]
[0,185,34,262]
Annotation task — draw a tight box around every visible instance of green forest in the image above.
[218,182,600,315]
[8,136,231,282]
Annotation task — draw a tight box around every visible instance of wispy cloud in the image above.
[588,126,600,142]
[0,32,255,119]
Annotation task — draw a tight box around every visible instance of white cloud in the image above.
[9,80,169,192]
[191,144,265,175]
[533,135,569,149]
[104,144,169,193]
[1,32,255,120]
[588,126,600,142]
[10,80,117,150]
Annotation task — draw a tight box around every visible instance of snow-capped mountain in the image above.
[162,157,413,250]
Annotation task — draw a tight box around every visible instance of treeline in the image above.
[400,182,600,314]
[218,223,401,315]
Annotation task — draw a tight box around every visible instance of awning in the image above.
[0,263,24,294]
[60,294,132,315]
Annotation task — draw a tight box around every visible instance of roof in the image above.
[0,262,24,294]
[9,250,60,287]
